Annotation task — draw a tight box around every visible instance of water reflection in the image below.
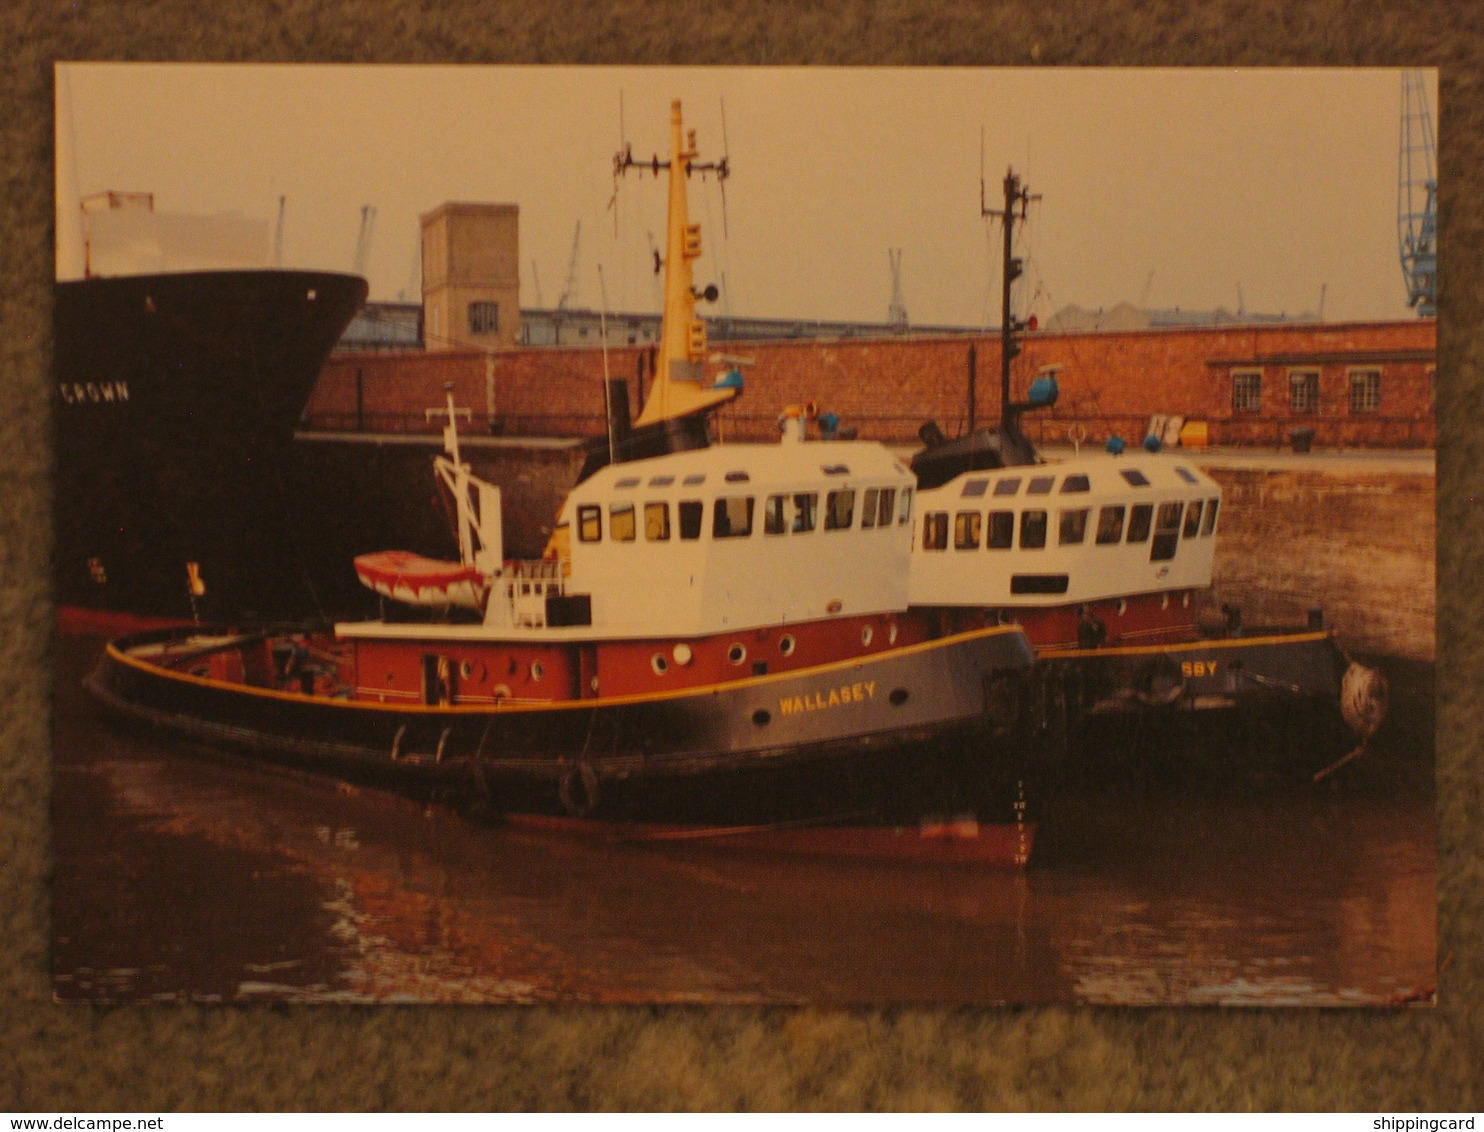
[52,634,1436,1006]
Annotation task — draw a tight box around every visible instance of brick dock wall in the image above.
[1201,465,1435,663]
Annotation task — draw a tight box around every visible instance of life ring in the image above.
[558,762,601,818]
[1132,653,1186,706]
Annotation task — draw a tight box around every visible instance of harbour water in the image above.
[51,632,1436,1006]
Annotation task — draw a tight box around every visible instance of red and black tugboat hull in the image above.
[1028,628,1381,782]
[84,625,1039,846]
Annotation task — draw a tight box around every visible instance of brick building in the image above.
[304,318,1435,450]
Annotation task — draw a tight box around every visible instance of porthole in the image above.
[651,653,669,675]
[530,661,545,682]
[672,643,693,665]
[861,625,874,646]
[778,635,796,656]
[888,622,899,645]
[1182,591,1191,608]
[889,688,910,706]
[1161,593,1170,611]
[752,709,771,727]
[1116,599,1128,617]
[727,644,747,666]
[460,660,475,679]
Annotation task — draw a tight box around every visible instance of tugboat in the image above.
[906,169,1388,778]
[85,103,1038,861]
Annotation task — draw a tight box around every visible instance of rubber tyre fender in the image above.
[1132,653,1187,707]
[558,761,601,818]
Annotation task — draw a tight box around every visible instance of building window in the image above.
[1233,370,1262,413]
[468,301,499,335]
[1350,368,1382,413]
[1289,369,1320,414]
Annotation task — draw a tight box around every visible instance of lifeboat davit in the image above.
[353,550,489,612]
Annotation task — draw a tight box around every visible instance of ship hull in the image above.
[53,269,368,622]
[85,624,1037,835]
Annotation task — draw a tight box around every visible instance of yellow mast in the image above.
[632,100,739,428]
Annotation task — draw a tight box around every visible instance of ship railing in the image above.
[492,558,567,628]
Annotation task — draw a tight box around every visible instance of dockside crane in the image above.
[557,220,582,311]
[353,204,377,279]
[1397,70,1437,317]
[888,249,909,332]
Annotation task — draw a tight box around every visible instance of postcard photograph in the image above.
[51,63,1436,1005]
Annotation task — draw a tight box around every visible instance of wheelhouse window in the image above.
[1233,370,1262,413]
[793,492,818,533]
[922,511,949,551]
[1350,368,1382,413]
[1027,475,1055,495]
[862,487,896,529]
[954,511,982,550]
[468,301,499,335]
[1289,369,1320,414]
[1120,469,1150,487]
[764,495,787,535]
[1020,510,1048,549]
[993,478,1021,497]
[1059,508,1089,546]
[1127,503,1153,543]
[1151,501,1184,561]
[1060,474,1091,494]
[1096,505,1126,545]
[610,503,636,542]
[678,500,703,540]
[1201,498,1219,536]
[897,487,913,525]
[713,496,754,538]
[644,502,670,541]
[1182,500,1203,538]
[577,504,602,542]
[987,511,1014,549]
[824,489,856,531]
[961,480,989,497]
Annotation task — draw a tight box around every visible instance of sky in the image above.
[56,64,1438,327]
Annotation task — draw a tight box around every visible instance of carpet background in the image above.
[2,1,1479,1111]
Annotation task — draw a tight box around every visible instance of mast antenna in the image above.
[982,165,1040,453]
